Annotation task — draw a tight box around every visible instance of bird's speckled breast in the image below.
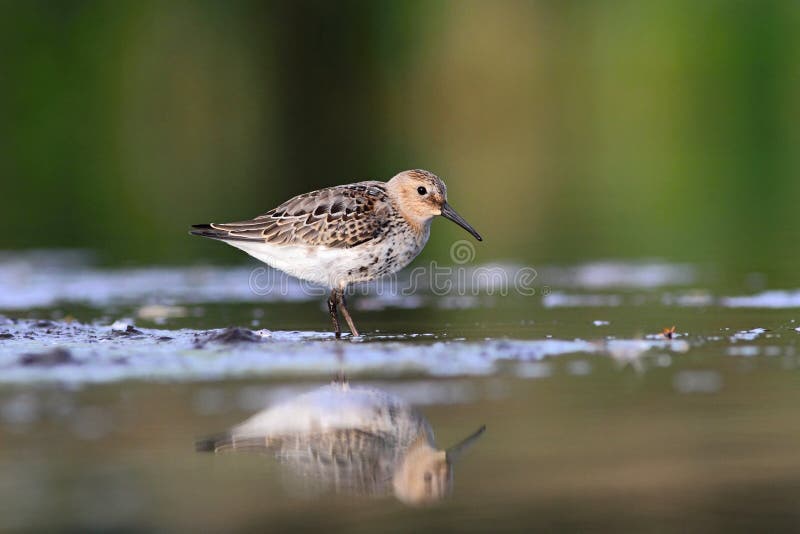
[343,219,431,284]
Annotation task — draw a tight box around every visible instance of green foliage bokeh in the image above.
[1,0,798,283]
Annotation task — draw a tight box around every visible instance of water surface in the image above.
[1,253,799,531]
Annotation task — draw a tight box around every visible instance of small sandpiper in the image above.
[191,169,482,338]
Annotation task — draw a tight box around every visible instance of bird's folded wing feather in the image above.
[199,428,395,457]
[192,181,392,248]
[198,429,397,495]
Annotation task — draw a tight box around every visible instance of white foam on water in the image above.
[731,328,767,342]
[543,293,623,308]
[539,261,696,289]
[722,290,800,309]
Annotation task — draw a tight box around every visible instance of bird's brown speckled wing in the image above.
[197,429,398,496]
[191,181,392,248]
[205,428,396,456]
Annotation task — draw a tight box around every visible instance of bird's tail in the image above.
[195,432,276,453]
[189,223,229,240]
[195,432,231,453]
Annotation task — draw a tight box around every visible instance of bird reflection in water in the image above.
[196,381,485,505]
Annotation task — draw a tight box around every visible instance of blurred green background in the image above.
[2,0,799,280]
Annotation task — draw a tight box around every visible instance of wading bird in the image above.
[191,169,482,337]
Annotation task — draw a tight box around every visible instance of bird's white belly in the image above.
[226,222,429,288]
[226,240,380,288]
[232,385,415,439]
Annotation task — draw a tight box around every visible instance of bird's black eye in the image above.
[417,186,427,195]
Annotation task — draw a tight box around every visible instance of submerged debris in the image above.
[110,320,143,336]
[196,327,271,347]
[19,347,77,367]
[113,324,143,336]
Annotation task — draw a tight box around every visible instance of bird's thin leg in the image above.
[332,343,347,383]
[338,287,360,338]
[328,289,342,339]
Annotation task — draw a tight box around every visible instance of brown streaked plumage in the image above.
[193,182,392,248]
[191,169,482,338]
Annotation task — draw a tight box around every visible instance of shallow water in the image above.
[2,253,800,531]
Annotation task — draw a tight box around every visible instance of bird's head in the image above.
[387,169,482,241]
[392,424,486,506]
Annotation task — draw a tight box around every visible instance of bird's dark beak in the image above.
[445,425,486,464]
[440,202,483,241]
